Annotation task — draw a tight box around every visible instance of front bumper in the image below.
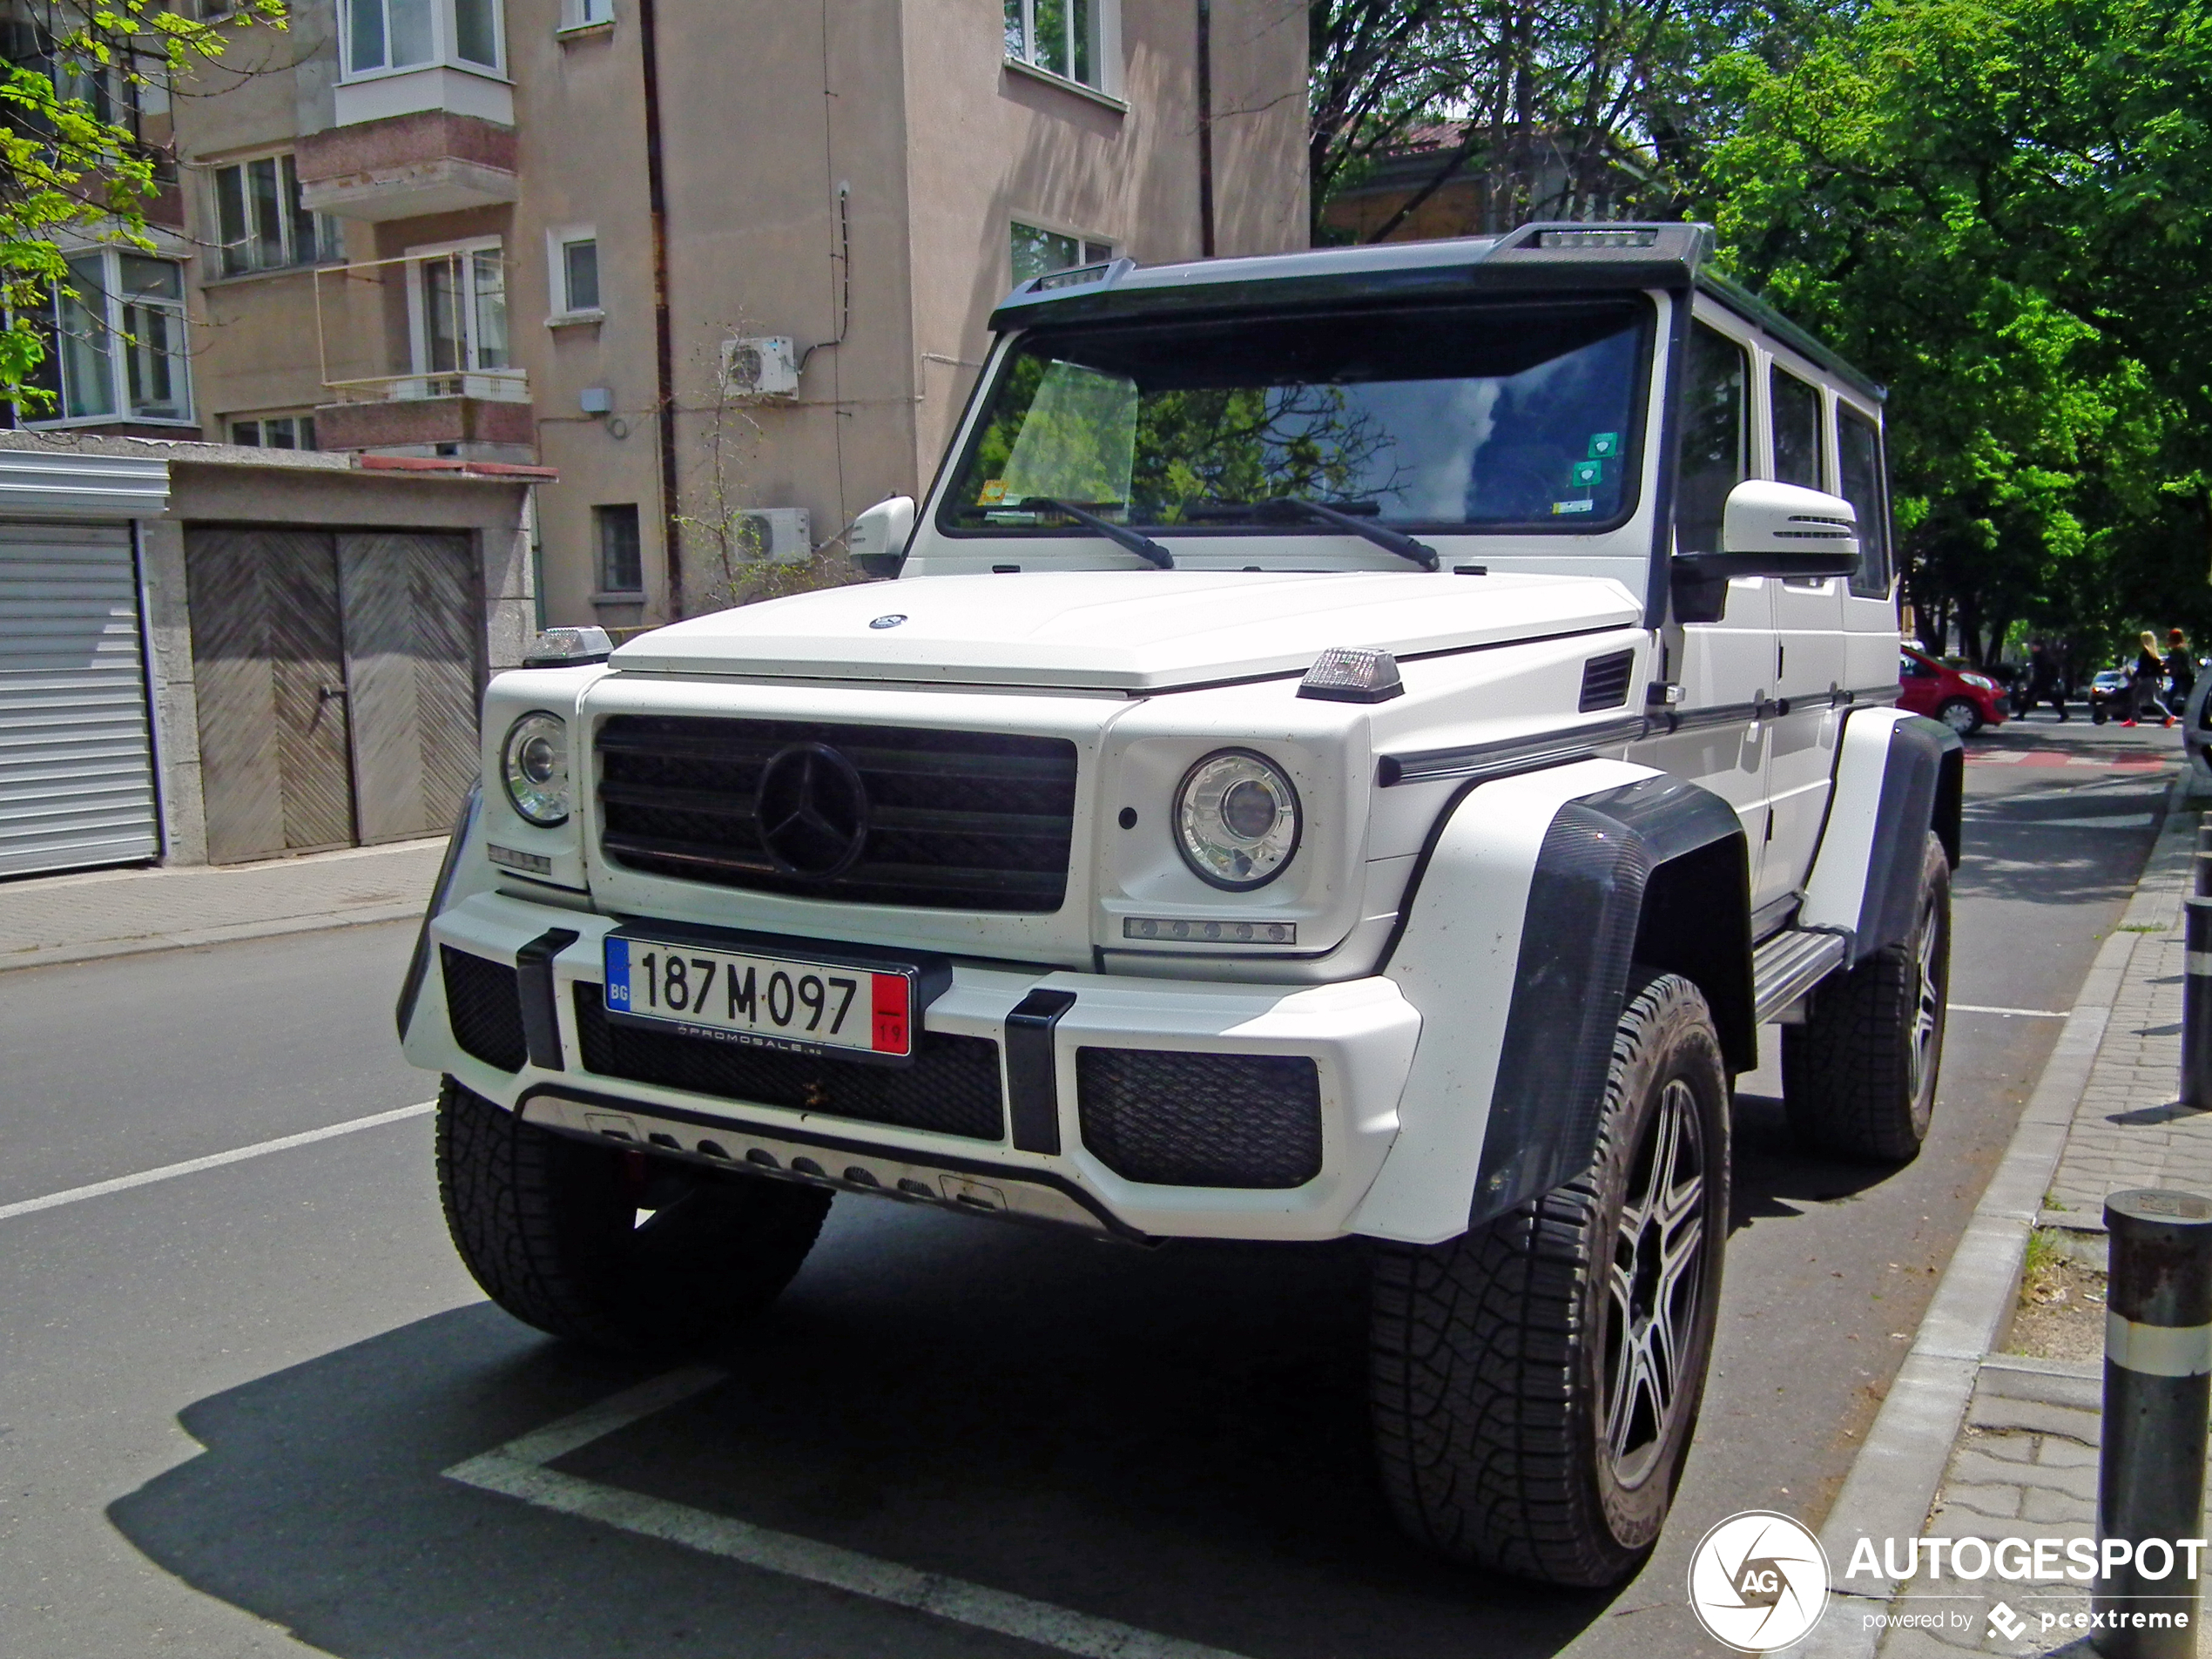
[405,890,1422,1241]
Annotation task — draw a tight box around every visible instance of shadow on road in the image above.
[110,1205,1608,1659]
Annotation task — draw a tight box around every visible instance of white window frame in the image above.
[545,223,603,322]
[207,152,341,278]
[1008,218,1116,289]
[229,410,319,449]
[402,234,516,381]
[558,0,612,30]
[23,246,194,428]
[340,0,507,83]
[1002,0,1122,98]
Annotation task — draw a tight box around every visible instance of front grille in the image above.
[1075,1047,1323,1189]
[597,714,1078,912]
[442,947,527,1072]
[573,984,1006,1140]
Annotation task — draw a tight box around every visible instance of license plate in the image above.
[603,933,922,1060]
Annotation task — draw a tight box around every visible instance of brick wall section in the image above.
[314,395,536,450]
[293,111,518,184]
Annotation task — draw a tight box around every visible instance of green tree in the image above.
[0,0,284,407]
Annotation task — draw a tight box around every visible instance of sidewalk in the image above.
[1808,791,2212,1657]
[0,838,446,971]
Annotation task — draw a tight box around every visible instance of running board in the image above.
[1751,928,1849,1024]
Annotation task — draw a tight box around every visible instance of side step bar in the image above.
[1750,927,1849,1024]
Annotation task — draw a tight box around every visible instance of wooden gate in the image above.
[185,528,482,863]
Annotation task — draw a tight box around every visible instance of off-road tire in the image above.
[436,1076,831,1352]
[1370,971,1730,1587]
[1934,697,1982,737]
[1782,832,1951,1163]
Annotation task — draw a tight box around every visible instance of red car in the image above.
[1899,647,2008,735]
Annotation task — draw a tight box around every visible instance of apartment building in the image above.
[39,0,1307,632]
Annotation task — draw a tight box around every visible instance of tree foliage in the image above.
[0,0,283,406]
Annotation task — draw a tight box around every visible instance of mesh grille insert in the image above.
[574,984,1006,1141]
[1076,1047,1323,1189]
[442,947,528,1073]
[596,714,1078,913]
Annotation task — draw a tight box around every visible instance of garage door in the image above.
[0,519,160,876]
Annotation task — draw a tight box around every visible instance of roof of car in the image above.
[988,221,1885,402]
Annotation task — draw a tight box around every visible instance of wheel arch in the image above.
[1799,711,1963,962]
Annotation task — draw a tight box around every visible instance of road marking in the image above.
[2022,813,2157,830]
[1951,1004,2070,1019]
[444,1368,1255,1659]
[0,1099,435,1224]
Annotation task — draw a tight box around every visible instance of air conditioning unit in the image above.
[720,335,800,398]
[734,507,812,565]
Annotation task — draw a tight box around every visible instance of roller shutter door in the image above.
[0,519,159,876]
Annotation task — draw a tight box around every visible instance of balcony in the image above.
[315,372,532,454]
[294,110,517,223]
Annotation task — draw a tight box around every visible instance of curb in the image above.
[1787,781,2189,1659]
[0,901,423,974]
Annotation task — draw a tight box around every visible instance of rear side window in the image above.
[1770,366,1823,490]
[1674,322,1748,556]
[1837,407,1892,597]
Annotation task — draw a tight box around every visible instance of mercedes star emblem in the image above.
[753,742,870,878]
[869,614,907,629]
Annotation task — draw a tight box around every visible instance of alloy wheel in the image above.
[1603,1077,1707,1487]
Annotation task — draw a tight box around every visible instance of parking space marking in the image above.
[443,1367,1256,1659]
[1951,1004,2070,1019]
[0,1099,436,1224]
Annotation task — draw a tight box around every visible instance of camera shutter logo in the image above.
[1687,1510,1830,1652]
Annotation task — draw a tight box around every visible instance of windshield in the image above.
[943,297,1651,537]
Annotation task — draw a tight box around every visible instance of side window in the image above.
[1837,406,1892,597]
[1675,321,1748,556]
[1770,365,1823,490]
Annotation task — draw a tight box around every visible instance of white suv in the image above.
[401,221,1961,1588]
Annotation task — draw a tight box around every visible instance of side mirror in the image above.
[846,496,916,578]
[1671,481,1860,622]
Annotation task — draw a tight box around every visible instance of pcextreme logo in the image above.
[1688,1510,1831,1652]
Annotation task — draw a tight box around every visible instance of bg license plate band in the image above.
[602,930,941,1063]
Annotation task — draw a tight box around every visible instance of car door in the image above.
[1763,355,1847,919]
[1635,313,1771,900]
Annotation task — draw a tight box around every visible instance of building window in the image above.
[212,155,338,276]
[407,239,510,374]
[548,226,599,317]
[559,0,612,28]
[1010,222,1113,287]
[595,503,643,594]
[1004,0,1106,89]
[232,413,317,448]
[342,0,503,78]
[24,251,192,425]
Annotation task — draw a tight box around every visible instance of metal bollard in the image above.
[2096,1189,2212,1658]
[2195,822,2212,898]
[2185,900,2212,1111]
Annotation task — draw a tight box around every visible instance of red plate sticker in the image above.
[871,973,911,1055]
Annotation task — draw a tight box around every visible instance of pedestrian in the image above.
[2167,629,2196,718]
[2122,630,2173,727]
[2024,639,2067,720]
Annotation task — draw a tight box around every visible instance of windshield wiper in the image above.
[1188,497,1439,570]
[1018,497,1174,570]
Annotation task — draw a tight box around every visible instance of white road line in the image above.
[0,1099,436,1224]
[444,1368,1256,1659]
[1951,1004,2070,1019]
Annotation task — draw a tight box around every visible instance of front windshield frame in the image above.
[934,293,1658,545]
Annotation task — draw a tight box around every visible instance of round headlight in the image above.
[502,711,570,826]
[1174,749,1300,890]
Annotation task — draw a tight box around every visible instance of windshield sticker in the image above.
[1569,459,1605,487]
[1552,499,1595,515]
[1588,432,1621,458]
[977,479,1008,504]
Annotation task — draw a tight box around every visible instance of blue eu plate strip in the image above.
[604,936,632,1008]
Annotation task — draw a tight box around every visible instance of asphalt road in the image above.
[0,709,2179,1659]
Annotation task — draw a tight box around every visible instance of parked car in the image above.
[401,223,1961,1590]
[1899,647,2007,735]
[2088,667,2129,724]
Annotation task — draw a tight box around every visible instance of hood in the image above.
[611,570,1643,692]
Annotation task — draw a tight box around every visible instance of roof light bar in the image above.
[1534,228,1658,249]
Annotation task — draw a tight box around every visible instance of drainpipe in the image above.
[637,0,683,617]
[1196,0,1215,257]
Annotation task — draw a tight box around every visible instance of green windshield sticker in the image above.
[1569,459,1604,487]
[1588,433,1620,458]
